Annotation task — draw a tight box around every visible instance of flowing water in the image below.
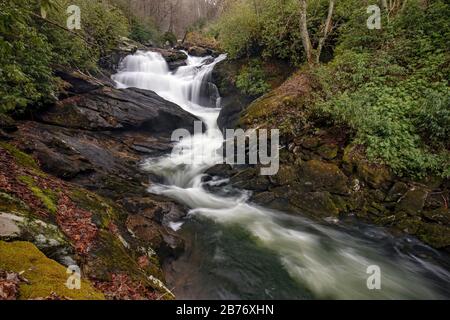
[112,51,450,300]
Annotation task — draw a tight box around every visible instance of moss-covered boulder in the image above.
[396,187,429,216]
[299,160,349,195]
[0,241,104,300]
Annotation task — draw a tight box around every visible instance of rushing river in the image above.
[112,51,450,299]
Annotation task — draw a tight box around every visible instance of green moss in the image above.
[0,241,104,300]
[0,143,39,170]
[0,192,31,215]
[18,175,58,214]
[88,231,163,288]
[70,188,121,229]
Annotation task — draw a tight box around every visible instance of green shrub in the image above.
[312,0,450,178]
[0,1,55,113]
[236,60,270,97]
[130,17,160,45]
[0,0,130,114]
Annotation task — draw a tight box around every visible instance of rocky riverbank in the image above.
[213,71,450,251]
[0,44,198,299]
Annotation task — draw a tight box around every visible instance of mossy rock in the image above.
[18,175,58,215]
[289,191,340,217]
[317,144,339,160]
[356,162,392,190]
[272,165,299,186]
[416,223,450,249]
[0,143,39,170]
[396,188,429,216]
[0,114,17,132]
[0,241,104,300]
[299,160,349,195]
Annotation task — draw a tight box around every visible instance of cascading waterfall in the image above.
[112,51,450,299]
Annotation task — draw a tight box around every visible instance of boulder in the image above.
[299,160,349,195]
[37,87,199,134]
[188,46,210,57]
[396,187,429,216]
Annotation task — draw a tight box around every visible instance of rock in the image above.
[213,60,253,130]
[423,208,450,225]
[148,48,188,70]
[302,137,322,150]
[126,215,164,249]
[0,213,22,238]
[300,160,349,195]
[230,167,271,192]
[0,241,104,300]
[0,114,17,133]
[99,37,148,73]
[385,182,409,202]
[317,143,338,160]
[356,161,392,190]
[188,46,210,57]
[0,212,73,264]
[396,187,429,216]
[38,87,199,134]
[289,191,340,217]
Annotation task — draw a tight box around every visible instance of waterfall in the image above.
[112,51,450,299]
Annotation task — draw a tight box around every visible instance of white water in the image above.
[113,51,450,299]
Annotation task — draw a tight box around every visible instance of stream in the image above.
[112,51,450,300]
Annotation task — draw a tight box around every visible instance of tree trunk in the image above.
[299,0,314,66]
[316,0,335,64]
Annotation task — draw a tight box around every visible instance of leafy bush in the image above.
[236,61,270,97]
[215,1,261,59]
[0,1,55,113]
[161,31,177,46]
[129,17,159,45]
[0,0,130,114]
[312,0,450,178]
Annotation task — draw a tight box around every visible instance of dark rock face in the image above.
[38,87,198,133]
[187,46,216,57]
[212,60,253,131]
[147,48,188,70]
[7,71,197,262]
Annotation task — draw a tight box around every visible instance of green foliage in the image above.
[313,0,450,178]
[236,60,270,97]
[0,0,130,114]
[130,17,159,45]
[161,31,177,46]
[215,1,261,59]
[0,1,55,113]
[215,0,358,64]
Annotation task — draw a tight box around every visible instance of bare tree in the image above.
[299,0,336,66]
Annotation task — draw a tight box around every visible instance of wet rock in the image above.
[423,208,450,225]
[0,212,74,266]
[230,167,271,192]
[213,60,253,131]
[38,87,199,134]
[0,114,17,133]
[148,48,188,70]
[302,137,321,150]
[317,143,338,160]
[289,191,340,217]
[188,46,210,57]
[299,160,349,195]
[356,162,393,190]
[126,215,164,249]
[396,187,429,216]
[385,182,409,202]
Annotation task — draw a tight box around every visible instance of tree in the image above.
[298,0,335,66]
